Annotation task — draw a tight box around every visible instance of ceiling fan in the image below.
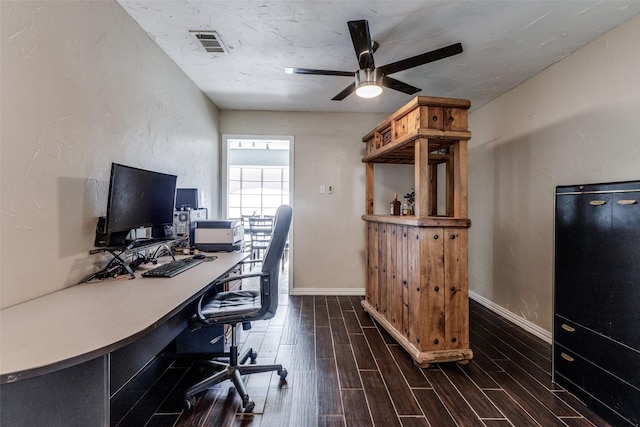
[285,20,463,100]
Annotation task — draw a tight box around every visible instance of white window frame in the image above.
[221,134,294,293]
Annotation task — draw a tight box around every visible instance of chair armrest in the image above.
[239,259,263,266]
[210,270,265,287]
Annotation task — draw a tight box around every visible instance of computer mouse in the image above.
[193,253,206,259]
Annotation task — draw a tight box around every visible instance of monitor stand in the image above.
[94,230,129,248]
[81,238,183,284]
[79,248,136,283]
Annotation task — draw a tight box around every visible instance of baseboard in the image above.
[290,287,365,296]
[469,291,552,344]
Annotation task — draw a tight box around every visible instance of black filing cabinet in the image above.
[555,181,640,426]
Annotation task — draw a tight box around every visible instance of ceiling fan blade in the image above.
[348,20,375,70]
[378,42,463,75]
[285,67,354,77]
[331,82,356,101]
[382,76,421,95]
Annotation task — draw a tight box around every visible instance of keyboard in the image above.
[141,257,203,278]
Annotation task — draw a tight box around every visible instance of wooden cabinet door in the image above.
[555,193,612,335]
[399,226,410,338]
[444,228,469,349]
[421,228,446,352]
[365,222,379,310]
[386,225,403,329]
[407,226,422,348]
[378,224,389,318]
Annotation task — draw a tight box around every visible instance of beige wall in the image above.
[468,14,640,332]
[221,111,415,294]
[1,1,221,308]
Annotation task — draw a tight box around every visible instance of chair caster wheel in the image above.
[277,368,288,380]
[184,396,196,410]
[250,350,258,364]
[244,401,256,413]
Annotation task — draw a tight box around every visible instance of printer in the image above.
[191,219,244,252]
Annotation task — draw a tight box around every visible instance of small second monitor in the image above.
[175,188,198,210]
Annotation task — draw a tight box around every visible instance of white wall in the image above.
[0,1,221,308]
[468,14,640,332]
[221,111,416,294]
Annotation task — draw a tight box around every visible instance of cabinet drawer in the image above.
[554,345,640,426]
[373,127,392,150]
[365,136,376,156]
[418,106,444,130]
[555,315,640,389]
[380,126,392,146]
[444,108,467,131]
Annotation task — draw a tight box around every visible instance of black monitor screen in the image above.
[175,188,198,210]
[105,163,177,235]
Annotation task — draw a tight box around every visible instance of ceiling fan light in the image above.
[356,83,383,98]
[355,69,383,98]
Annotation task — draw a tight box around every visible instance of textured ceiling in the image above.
[118,1,640,114]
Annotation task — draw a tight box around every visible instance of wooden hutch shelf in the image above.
[361,96,473,367]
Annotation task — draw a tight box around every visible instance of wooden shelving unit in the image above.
[361,96,473,367]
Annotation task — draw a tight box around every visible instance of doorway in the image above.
[222,135,293,294]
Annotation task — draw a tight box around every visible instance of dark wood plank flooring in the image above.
[113,297,612,427]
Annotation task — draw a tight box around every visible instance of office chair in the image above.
[183,204,292,413]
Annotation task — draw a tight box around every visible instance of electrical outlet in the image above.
[320,185,326,194]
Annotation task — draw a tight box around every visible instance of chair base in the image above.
[184,342,287,412]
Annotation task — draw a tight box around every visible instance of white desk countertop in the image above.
[0,252,248,383]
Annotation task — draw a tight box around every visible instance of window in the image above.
[225,136,291,219]
[227,166,289,218]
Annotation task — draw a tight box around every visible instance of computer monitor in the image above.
[96,163,177,246]
[175,188,198,210]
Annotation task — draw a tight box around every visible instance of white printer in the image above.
[191,219,244,252]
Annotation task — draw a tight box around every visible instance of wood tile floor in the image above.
[112,296,611,427]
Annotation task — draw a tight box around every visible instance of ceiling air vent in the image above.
[190,30,229,54]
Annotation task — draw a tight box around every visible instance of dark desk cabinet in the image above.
[555,181,640,426]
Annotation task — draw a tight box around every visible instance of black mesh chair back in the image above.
[259,206,290,316]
